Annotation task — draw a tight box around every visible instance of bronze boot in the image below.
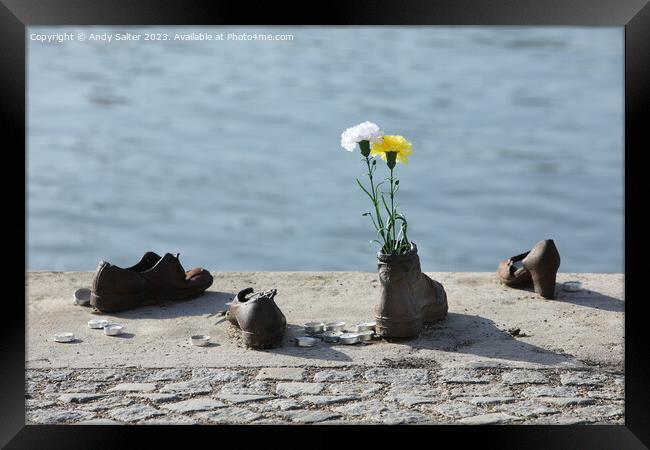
[374,243,448,338]
[522,239,561,299]
[227,288,286,349]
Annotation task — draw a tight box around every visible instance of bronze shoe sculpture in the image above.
[374,243,448,338]
[497,252,533,286]
[227,288,286,349]
[90,252,213,312]
[497,239,561,299]
[523,239,561,299]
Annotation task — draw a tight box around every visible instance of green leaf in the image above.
[356,178,375,202]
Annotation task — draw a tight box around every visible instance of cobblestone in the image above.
[128,393,181,403]
[375,409,431,424]
[448,383,514,398]
[528,415,595,425]
[218,393,274,404]
[520,385,578,398]
[364,368,429,384]
[300,395,359,405]
[108,404,164,422]
[219,381,270,395]
[28,409,96,424]
[139,414,199,425]
[314,370,356,382]
[276,382,324,396]
[459,412,523,425]
[26,398,57,409]
[25,367,625,425]
[107,383,157,392]
[586,388,624,400]
[332,400,430,424]
[77,418,121,425]
[496,400,559,418]
[439,368,492,384]
[384,392,443,407]
[501,370,548,385]
[80,396,134,411]
[45,369,74,382]
[424,401,483,419]
[327,382,383,397]
[463,396,517,406]
[145,369,186,382]
[159,378,212,395]
[275,409,342,423]
[573,404,624,419]
[251,398,301,412]
[75,369,126,382]
[161,398,226,413]
[560,371,608,386]
[191,368,245,382]
[195,407,263,424]
[256,367,305,381]
[42,381,104,393]
[58,393,104,404]
[538,397,596,406]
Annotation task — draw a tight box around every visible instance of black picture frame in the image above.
[2,0,648,447]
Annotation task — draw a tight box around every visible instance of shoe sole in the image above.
[375,315,423,338]
[90,289,208,313]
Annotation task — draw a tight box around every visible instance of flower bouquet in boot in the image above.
[341,122,448,338]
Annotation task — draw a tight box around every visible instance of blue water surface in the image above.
[27,26,624,272]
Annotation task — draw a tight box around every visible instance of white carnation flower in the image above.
[341,121,383,152]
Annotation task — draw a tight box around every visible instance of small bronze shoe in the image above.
[497,240,561,299]
[523,239,561,299]
[227,288,286,349]
[497,252,533,286]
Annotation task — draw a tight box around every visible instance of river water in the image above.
[27,26,623,272]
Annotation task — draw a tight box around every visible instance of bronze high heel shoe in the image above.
[497,252,533,286]
[522,239,561,299]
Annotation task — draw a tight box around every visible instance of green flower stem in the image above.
[389,166,396,245]
[364,155,386,243]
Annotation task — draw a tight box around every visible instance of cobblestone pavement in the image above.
[26,365,624,425]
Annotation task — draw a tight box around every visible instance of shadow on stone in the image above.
[552,289,623,313]
[257,324,353,362]
[104,291,236,320]
[407,312,574,365]
[109,332,135,339]
[505,285,623,313]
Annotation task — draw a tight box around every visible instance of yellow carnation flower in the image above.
[370,135,412,166]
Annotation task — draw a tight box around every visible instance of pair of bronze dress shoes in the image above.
[90,252,286,348]
[497,239,561,299]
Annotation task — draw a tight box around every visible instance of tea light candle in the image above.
[295,336,317,347]
[190,335,211,346]
[104,324,124,336]
[73,288,91,306]
[54,332,75,343]
[563,281,582,292]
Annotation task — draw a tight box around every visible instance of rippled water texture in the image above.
[27,27,623,272]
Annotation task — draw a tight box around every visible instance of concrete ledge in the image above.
[26,272,623,371]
